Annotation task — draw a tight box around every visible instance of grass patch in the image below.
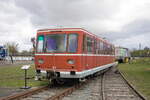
[0,64,49,87]
[118,57,150,100]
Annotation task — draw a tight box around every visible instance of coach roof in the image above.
[37,28,112,45]
[37,28,88,32]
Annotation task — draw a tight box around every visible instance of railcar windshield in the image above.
[46,34,67,53]
[37,33,78,53]
[37,35,44,52]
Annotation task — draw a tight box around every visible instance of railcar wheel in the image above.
[79,78,86,82]
[56,78,65,85]
[49,78,54,85]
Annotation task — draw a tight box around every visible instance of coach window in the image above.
[83,35,87,53]
[110,46,113,55]
[108,45,110,54]
[37,35,44,52]
[103,43,106,54]
[106,45,108,54]
[94,40,97,54]
[46,34,67,53]
[99,42,103,54]
[96,40,99,54]
[68,34,78,53]
[112,46,115,55]
[106,44,109,54]
[87,37,92,53]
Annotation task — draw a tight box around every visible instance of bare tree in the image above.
[5,42,19,55]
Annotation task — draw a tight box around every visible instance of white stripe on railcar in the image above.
[40,62,118,78]
[35,53,115,56]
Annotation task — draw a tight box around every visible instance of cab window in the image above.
[68,34,78,53]
[37,35,44,52]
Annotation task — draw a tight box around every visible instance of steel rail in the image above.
[2,66,145,100]
[0,82,87,100]
[46,82,86,100]
[49,70,109,100]
[101,73,105,100]
[118,70,147,100]
[101,67,147,100]
[0,86,48,100]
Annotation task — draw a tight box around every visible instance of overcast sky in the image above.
[0,0,150,51]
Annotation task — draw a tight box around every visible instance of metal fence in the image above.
[0,55,34,65]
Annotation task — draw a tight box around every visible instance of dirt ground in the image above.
[0,87,25,97]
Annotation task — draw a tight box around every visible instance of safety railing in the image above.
[0,55,34,65]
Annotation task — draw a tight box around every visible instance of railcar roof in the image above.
[37,28,97,37]
[37,28,113,45]
[38,28,87,33]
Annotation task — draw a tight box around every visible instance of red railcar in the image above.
[34,28,116,82]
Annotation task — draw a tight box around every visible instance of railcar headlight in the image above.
[38,59,44,64]
[67,59,75,64]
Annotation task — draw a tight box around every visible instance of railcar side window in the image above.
[46,34,67,53]
[113,46,115,55]
[94,40,97,54]
[111,46,114,55]
[99,42,103,54]
[111,45,113,55]
[106,44,109,54]
[87,37,93,53]
[37,35,44,52]
[108,45,111,54]
[83,35,87,53]
[68,34,78,53]
[96,40,99,54]
[103,43,107,54]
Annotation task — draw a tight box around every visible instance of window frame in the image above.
[45,33,67,53]
[86,36,93,54]
[36,35,45,53]
[67,33,78,53]
[36,33,79,53]
[99,41,104,54]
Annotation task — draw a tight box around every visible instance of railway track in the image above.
[63,75,103,100]
[21,86,71,100]
[0,81,87,100]
[0,66,146,100]
[102,67,145,100]
[63,66,146,100]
